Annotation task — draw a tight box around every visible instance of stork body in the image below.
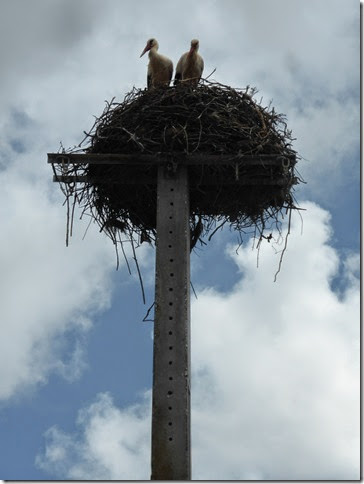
[174,39,204,86]
[140,38,173,89]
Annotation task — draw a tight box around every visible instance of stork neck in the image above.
[149,46,159,58]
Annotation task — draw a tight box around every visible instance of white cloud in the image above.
[191,202,359,480]
[36,201,359,480]
[0,0,359,478]
[1,0,358,201]
[205,0,359,201]
[0,160,115,401]
[36,392,151,480]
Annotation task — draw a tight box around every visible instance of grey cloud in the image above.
[0,0,101,50]
[0,0,107,91]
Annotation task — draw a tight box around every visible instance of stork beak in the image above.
[189,44,196,55]
[140,45,150,57]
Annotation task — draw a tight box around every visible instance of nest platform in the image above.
[50,81,302,251]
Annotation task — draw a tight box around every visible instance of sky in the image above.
[0,0,360,481]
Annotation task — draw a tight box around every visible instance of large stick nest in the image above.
[55,80,303,266]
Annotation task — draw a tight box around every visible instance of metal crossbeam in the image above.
[52,174,297,186]
[48,152,296,166]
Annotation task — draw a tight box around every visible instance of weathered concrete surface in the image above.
[151,164,191,480]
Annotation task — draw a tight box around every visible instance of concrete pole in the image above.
[151,163,191,480]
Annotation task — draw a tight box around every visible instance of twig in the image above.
[274,207,292,282]
[143,301,155,322]
[190,280,198,300]
[119,235,131,275]
[208,220,227,241]
[130,233,146,304]
[204,68,217,80]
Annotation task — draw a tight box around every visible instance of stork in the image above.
[140,38,173,89]
[174,39,204,86]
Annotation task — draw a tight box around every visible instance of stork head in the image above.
[140,38,159,57]
[189,39,200,53]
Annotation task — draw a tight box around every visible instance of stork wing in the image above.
[147,73,152,89]
[199,55,204,78]
[174,54,185,85]
[167,59,174,83]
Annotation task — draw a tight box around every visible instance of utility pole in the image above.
[152,164,191,480]
[48,151,296,481]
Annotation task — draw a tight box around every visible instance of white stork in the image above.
[174,39,204,86]
[140,38,173,89]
